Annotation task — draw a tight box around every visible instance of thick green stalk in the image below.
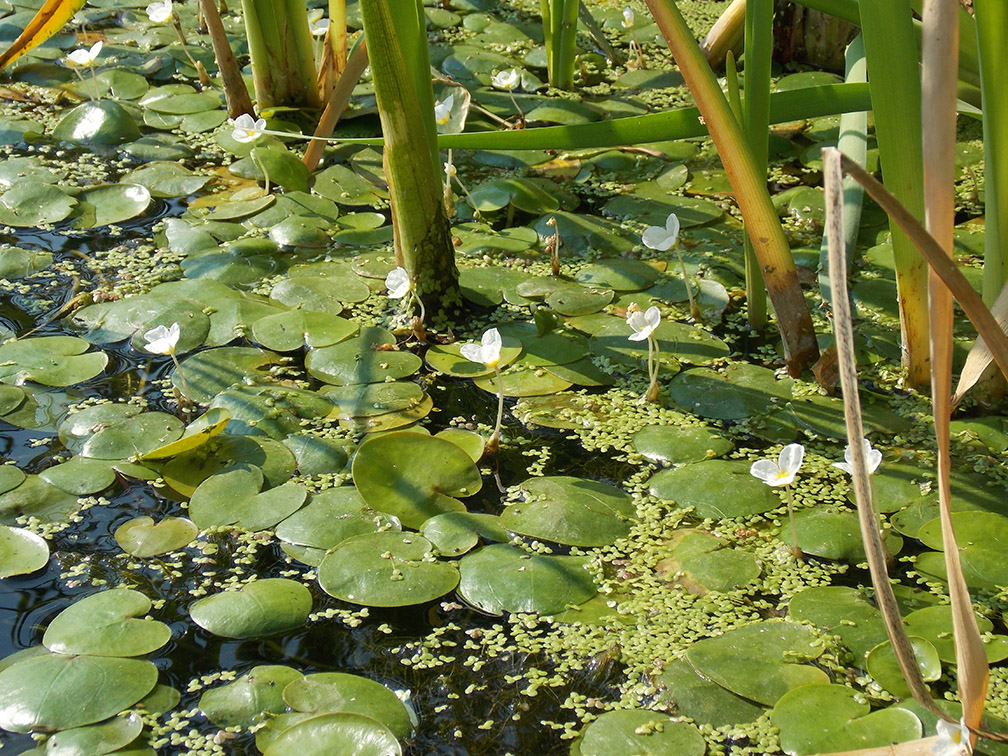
[390,0,439,170]
[329,0,347,71]
[975,0,1008,306]
[242,0,320,108]
[358,0,459,311]
[818,35,866,306]
[859,0,930,387]
[742,0,772,330]
[644,0,818,374]
[554,0,580,89]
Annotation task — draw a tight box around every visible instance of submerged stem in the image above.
[169,351,190,403]
[486,364,504,455]
[785,484,801,558]
[674,243,699,320]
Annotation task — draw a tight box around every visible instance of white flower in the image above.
[491,68,520,91]
[143,322,180,355]
[626,304,660,342]
[622,6,634,28]
[385,266,411,299]
[932,718,970,756]
[750,443,805,487]
[444,162,457,179]
[641,212,681,251]
[66,41,102,67]
[309,17,329,36]
[460,328,502,368]
[833,439,882,476]
[434,93,454,126]
[146,0,172,23]
[231,113,266,143]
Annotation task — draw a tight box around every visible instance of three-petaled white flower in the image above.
[146,0,172,23]
[626,304,660,342]
[642,212,681,251]
[932,718,971,756]
[750,443,805,487]
[231,113,266,143]
[491,68,520,91]
[622,6,635,28]
[460,328,502,368]
[434,93,454,126]
[834,439,882,476]
[66,41,102,67]
[309,17,329,36]
[385,266,412,299]
[143,322,180,355]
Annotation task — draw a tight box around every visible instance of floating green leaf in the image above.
[199,665,303,728]
[188,464,306,531]
[114,516,198,557]
[649,459,780,519]
[283,672,413,737]
[45,711,144,756]
[261,712,401,756]
[43,588,171,657]
[189,578,312,639]
[0,336,107,387]
[0,525,48,577]
[573,709,705,756]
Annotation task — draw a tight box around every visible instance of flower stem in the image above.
[645,335,660,402]
[412,289,426,323]
[674,243,699,320]
[785,484,802,558]
[169,351,191,403]
[486,364,504,454]
[251,150,270,194]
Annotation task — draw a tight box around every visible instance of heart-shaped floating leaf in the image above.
[632,423,734,464]
[282,434,352,477]
[306,336,422,386]
[667,363,794,420]
[76,183,151,227]
[173,346,286,404]
[789,507,903,562]
[654,659,765,728]
[0,652,158,732]
[39,457,116,495]
[0,474,79,525]
[45,711,144,756]
[572,709,705,756]
[648,459,780,519]
[420,512,510,557]
[81,411,184,460]
[425,340,522,378]
[655,529,760,594]
[0,336,107,387]
[161,434,296,496]
[865,636,941,698]
[352,431,482,529]
[42,588,171,657]
[209,385,334,439]
[114,516,198,557]
[199,665,303,728]
[283,672,414,738]
[771,684,922,755]
[0,181,77,227]
[251,310,358,351]
[574,258,661,292]
[502,476,635,547]
[788,586,887,663]
[457,544,597,615]
[317,532,459,608]
[188,464,307,531]
[275,487,397,555]
[902,605,1008,664]
[261,712,402,756]
[0,524,49,577]
[189,578,312,639]
[685,621,827,706]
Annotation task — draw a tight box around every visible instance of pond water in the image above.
[0,0,1005,755]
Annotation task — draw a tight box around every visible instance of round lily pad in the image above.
[426,339,522,378]
[457,544,596,615]
[81,412,184,460]
[502,476,635,547]
[788,586,887,663]
[209,385,334,439]
[632,424,733,464]
[199,665,303,728]
[122,161,210,198]
[317,531,459,608]
[0,246,52,278]
[902,605,1008,665]
[591,318,729,368]
[44,711,144,756]
[39,457,116,495]
[420,512,510,556]
[270,275,370,311]
[252,310,359,351]
[71,295,209,353]
[789,507,903,562]
[189,578,313,639]
[306,337,422,386]
[114,516,199,557]
[0,474,80,524]
[173,347,286,403]
[575,258,661,292]
[648,459,780,519]
[276,487,397,553]
[282,434,352,477]
[656,530,760,594]
[0,652,157,733]
[324,382,426,419]
[865,636,942,698]
[261,712,402,756]
[161,434,296,496]
[574,709,705,756]
[473,357,573,397]
[352,432,481,529]
[52,100,141,144]
[0,525,49,577]
[42,588,171,657]
[283,672,413,737]
[771,684,922,755]
[685,621,827,706]
[138,407,231,460]
[188,464,307,531]
[0,336,107,387]
[668,364,794,420]
[470,177,560,214]
[917,511,1008,591]
[654,659,765,729]
[77,183,151,227]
